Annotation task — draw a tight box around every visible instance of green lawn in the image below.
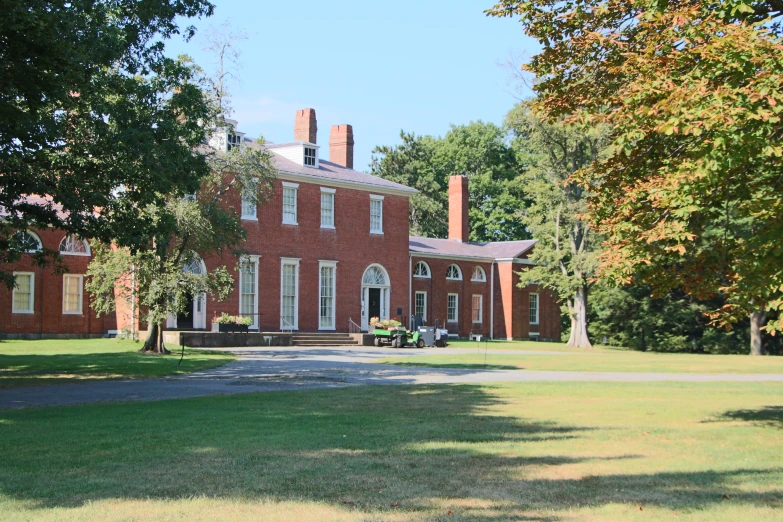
[1,382,781,521]
[446,339,620,352]
[0,339,234,388]
[381,345,783,374]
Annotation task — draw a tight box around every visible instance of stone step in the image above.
[291,340,359,346]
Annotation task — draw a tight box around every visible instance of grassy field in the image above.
[0,339,234,388]
[381,343,783,374]
[1,382,781,521]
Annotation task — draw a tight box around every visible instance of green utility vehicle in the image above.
[373,327,424,348]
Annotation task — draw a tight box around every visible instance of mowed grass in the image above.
[381,344,783,374]
[1,382,782,521]
[0,339,234,388]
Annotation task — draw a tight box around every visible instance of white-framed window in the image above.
[319,261,337,330]
[241,178,258,220]
[414,291,427,321]
[471,266,486,282]
[239,256,260,329]
[12,272,34,314]
[227,132,242,151]
[280,258,300,330]
[320,187,335,228]
[446,264,462,280]
[282,182,299,225]
[370,195,383,234]
[304,146,317,166]
[13,231,42,253]
[59,235,90,256]
[413,261,430,278]
[447,293,458,323]
[62,274,83,314]
[529,293,540,325]
[472,294,483,324]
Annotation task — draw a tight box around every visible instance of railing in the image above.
[280,316,295,334]
[348,317,362,334]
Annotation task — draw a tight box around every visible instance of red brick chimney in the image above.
[329,124,354,169]
[294,108,317,144]
[448,175,469,242]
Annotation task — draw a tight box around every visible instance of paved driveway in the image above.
[2,346,782,410]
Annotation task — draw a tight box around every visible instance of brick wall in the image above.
[0,228,112,338]
[204,178,411,332]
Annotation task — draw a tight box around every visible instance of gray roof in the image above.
[409,236,536,260]
[245,138,416,194]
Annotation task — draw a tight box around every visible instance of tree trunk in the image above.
[750,309,766,356]
[567,286,593,348]
[141,321,170,354]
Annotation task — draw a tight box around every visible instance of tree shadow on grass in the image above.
[0,351,230,388]
[0,384,780,520]
[711,406,783,430]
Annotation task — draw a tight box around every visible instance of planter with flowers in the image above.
[212,313,253,333]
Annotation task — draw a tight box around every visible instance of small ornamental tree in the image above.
[488,0,783,354]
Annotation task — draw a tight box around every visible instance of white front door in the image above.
[193,293,206,329]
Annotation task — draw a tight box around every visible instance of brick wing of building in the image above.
[1,108,560,342]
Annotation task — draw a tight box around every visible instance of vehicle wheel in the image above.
[417,339,425,349]
[374,337,380,347]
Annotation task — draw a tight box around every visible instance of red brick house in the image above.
[0,109,561,341]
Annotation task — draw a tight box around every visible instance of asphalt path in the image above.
[1,346,781,410]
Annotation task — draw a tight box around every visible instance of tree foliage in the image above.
[370,122,530,242]
[488,0,783,337]
[507,103,608,348]
[1,0,215,288]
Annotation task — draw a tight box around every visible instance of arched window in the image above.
[13,231,42,253]
[59,235,90,256]
[183,256,204,275]
[471,266,486,282]
[413,261,430,278]
[362,265,387,286]
[446,264,462,281]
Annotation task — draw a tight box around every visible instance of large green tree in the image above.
[370,122,530,242]
[487,0,783,354]
[1,0,215,288]
[507,103,608,348]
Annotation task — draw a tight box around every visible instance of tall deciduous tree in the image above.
[87,27,278,353]
[488,0,783,354]
[1,0,215,288]
[506,103,607,348]
[371,122,530,242]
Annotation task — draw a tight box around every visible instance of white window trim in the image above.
[16,230,42,253]
[241,179,259,221]
[318,260,338,331]
[59,236,91,256]
[239,255,260,329]
[282,182,299,225]
[320,187,336,229]
[370,194,384,235]
[280,257,301,330]
[472,294,483,324]
[304,146,318,167]
[471,266,486,282]
[62,274,84,315]
[447,293,459,323]
[530,292,540,325]
[414,291,427,321]
[446,264,463,281]
[413,261,431,279]
[12,272,35,314]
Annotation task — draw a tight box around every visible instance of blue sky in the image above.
[165,0,538,171]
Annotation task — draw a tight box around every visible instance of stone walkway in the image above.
[1,346,781,409]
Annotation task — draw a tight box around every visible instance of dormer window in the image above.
[304,146,316,167]
[227,133,242,151]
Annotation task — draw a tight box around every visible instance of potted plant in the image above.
[213,313,252,333]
